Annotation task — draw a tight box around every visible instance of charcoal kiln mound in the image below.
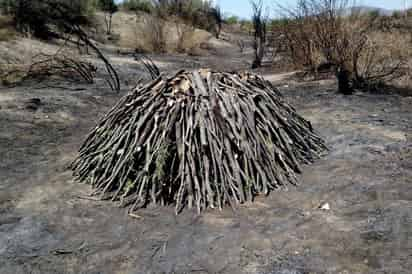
[71,69,327,214]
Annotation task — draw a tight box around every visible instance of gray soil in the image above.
[1,43,412,274]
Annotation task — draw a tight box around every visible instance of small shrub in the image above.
[151,0,222,37]
[121,0,153,13]
[392,11,402,19]
[368,9,380,19]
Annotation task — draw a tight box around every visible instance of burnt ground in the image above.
[0,48,412,274]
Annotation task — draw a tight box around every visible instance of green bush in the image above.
[392,11,402,19]
[368,9,380,18]
[226,15,239,25]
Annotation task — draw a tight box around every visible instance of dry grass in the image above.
[273,1,412,92]
[109,11,211,54]
[359,30,411,81]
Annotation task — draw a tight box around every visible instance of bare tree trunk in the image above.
[252,37,264,68]
[215,24,221,39]
[104,13,113,35]
[337,64,354,95]
[108,14,113,35]
[251,0,266,69]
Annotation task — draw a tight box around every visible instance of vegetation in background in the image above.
[160,0,222,38]
[127,0,223,53]
[225,15,239,25]
[274,0,410,94]
[1,0,98,39]
[120,0,153,13]
[98,0,118,35]
[123,0,223,38]
[141,14,167,53]
[239,19,253,33]
[0,0,13,14]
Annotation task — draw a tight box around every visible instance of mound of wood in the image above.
[71,69,327,214]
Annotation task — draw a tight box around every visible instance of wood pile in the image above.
[71,69,327,214]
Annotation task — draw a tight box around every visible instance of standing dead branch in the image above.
[251,0,268,68]
[33,1,121,92]
[237,39,246,53]
[136,55,160,80]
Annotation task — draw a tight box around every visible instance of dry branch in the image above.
[71,69,327,214]
[69,25,121,92]
[25,52,96,83]
[1,46,96,86]
[137,55,160,80]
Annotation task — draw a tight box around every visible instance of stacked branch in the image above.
[72,69,327,214]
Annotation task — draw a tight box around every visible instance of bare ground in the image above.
[1,41,412,274]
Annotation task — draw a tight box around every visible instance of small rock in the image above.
[319,202,330,210]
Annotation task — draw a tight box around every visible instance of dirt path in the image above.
[1,47,412,274]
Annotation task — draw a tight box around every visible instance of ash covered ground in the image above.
[1,48,412,274]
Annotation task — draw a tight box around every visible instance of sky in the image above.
[216,0,410,18]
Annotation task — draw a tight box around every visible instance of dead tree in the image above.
[99,0,118,35]
[251,0,267,69]
[210,6,223,39]
[237,39,246,53]
[276,0,408,94]
[136,55,160,79]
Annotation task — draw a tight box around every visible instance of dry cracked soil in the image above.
[0,49,412,274]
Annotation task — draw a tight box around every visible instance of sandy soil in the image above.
[1,37,412,274]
